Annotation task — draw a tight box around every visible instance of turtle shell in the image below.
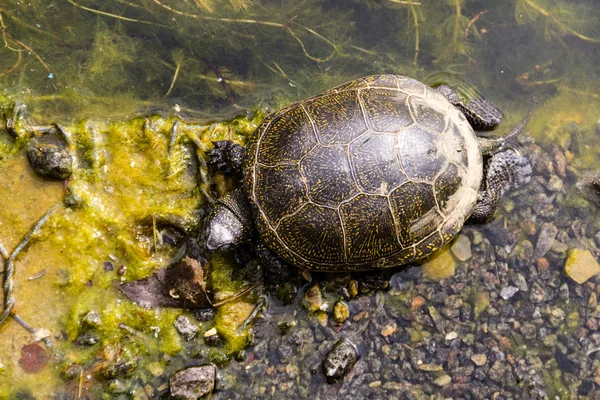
[243,75,483,271]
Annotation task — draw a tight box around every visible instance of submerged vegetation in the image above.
[0,0,599,397]
[0,0,598,120]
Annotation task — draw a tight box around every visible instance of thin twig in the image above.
[464,10,488,39]
[0,203,61,326]
[0,242,8,260]
[150,0,337,63]
[0,8,62,41]
[152,215,158,253]
[211,284,258,307]
[66,0,171,29]
[165,58,181,98]
[1,30,51,73]
[1,50,23,76]
[388,0,421,5]
[522,0,600,43]
[203,58,235,105]
[410,5,420,65]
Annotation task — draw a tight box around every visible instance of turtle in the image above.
[204,75,531,272]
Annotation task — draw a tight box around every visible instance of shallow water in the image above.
[0,0,599,398]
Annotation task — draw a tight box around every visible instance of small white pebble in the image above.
[445,331,458,341]
[500,286,519,300]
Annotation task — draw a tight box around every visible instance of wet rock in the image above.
[100,359,137,379]
[547,175,563,192]
[530,282,548,304]
[500,286,519,300]
[333,301,350,324]
[75,332,100,346]
[322,338,359,383]
[471,354,487,366]
[451,235,472,261]
[534,223,558,258]
[558,283,569,301]
[577,172,600,205]
[565,249,600,284]
[552,241,569,254]
[170,365,216,400]
[27,136,73,180]
[304,283,323,312]
[473,292,490,319]
[81,311,102,329]
[275,282,298,305]
[420,247,456,281]
[175,315,199,341]
[434,374,451,386]
[511,273,529,292]
[195,308,216,322]
[203,328,221,347]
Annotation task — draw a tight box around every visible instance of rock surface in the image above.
[322,338,359,383]
[564,249,600,284]
[170,365,216,400]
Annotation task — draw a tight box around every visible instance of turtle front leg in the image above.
[469,149,531,223]
[207,140,244,174]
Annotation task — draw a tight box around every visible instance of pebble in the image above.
[174,315,199,341]
[534,223,558,258]
[471,354,487,366]
[551,241,569,254]
[434,374,452,386]
[565,249,600,284]
[322,338,359,383]
[420,247,456,281]
[529,282,548,303]
[547,175,563,192]
[500,286,519,300]
[451,235,472,261]
[170,365,216,400]
[411,296,426,312]
[333,301,350,324]
[381,323,397,337]
[445,331,458,341]
[418,363,443,372]
[511,273,529,292]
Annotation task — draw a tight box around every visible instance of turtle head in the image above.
[205,188,253,251]
[434,83,503,131]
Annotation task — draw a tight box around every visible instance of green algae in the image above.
[0,103,263,397]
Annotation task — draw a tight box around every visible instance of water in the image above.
[0,0,599,398]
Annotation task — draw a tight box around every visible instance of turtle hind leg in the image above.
[207,140,244,174]
[469,149,531,223]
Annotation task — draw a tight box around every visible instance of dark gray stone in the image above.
[27,136,73,180]
[175,315,199,341]
[170,365,216,400]
[322,338,359,383]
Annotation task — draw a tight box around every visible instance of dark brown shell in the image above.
[243,75,483,271]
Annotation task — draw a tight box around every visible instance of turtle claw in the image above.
[207,140,244,174]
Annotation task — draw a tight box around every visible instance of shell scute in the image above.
[254,165,308,225]
[257,106,318,165]
[389,182,440,247]
[349,132,408,194]
[277,203,346,264]
[396,125,445,181]
[409,96,448,133]
[339,194,401,263]
[300,145,359,207]
[303,90,367,144]
[360,88,412,133]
